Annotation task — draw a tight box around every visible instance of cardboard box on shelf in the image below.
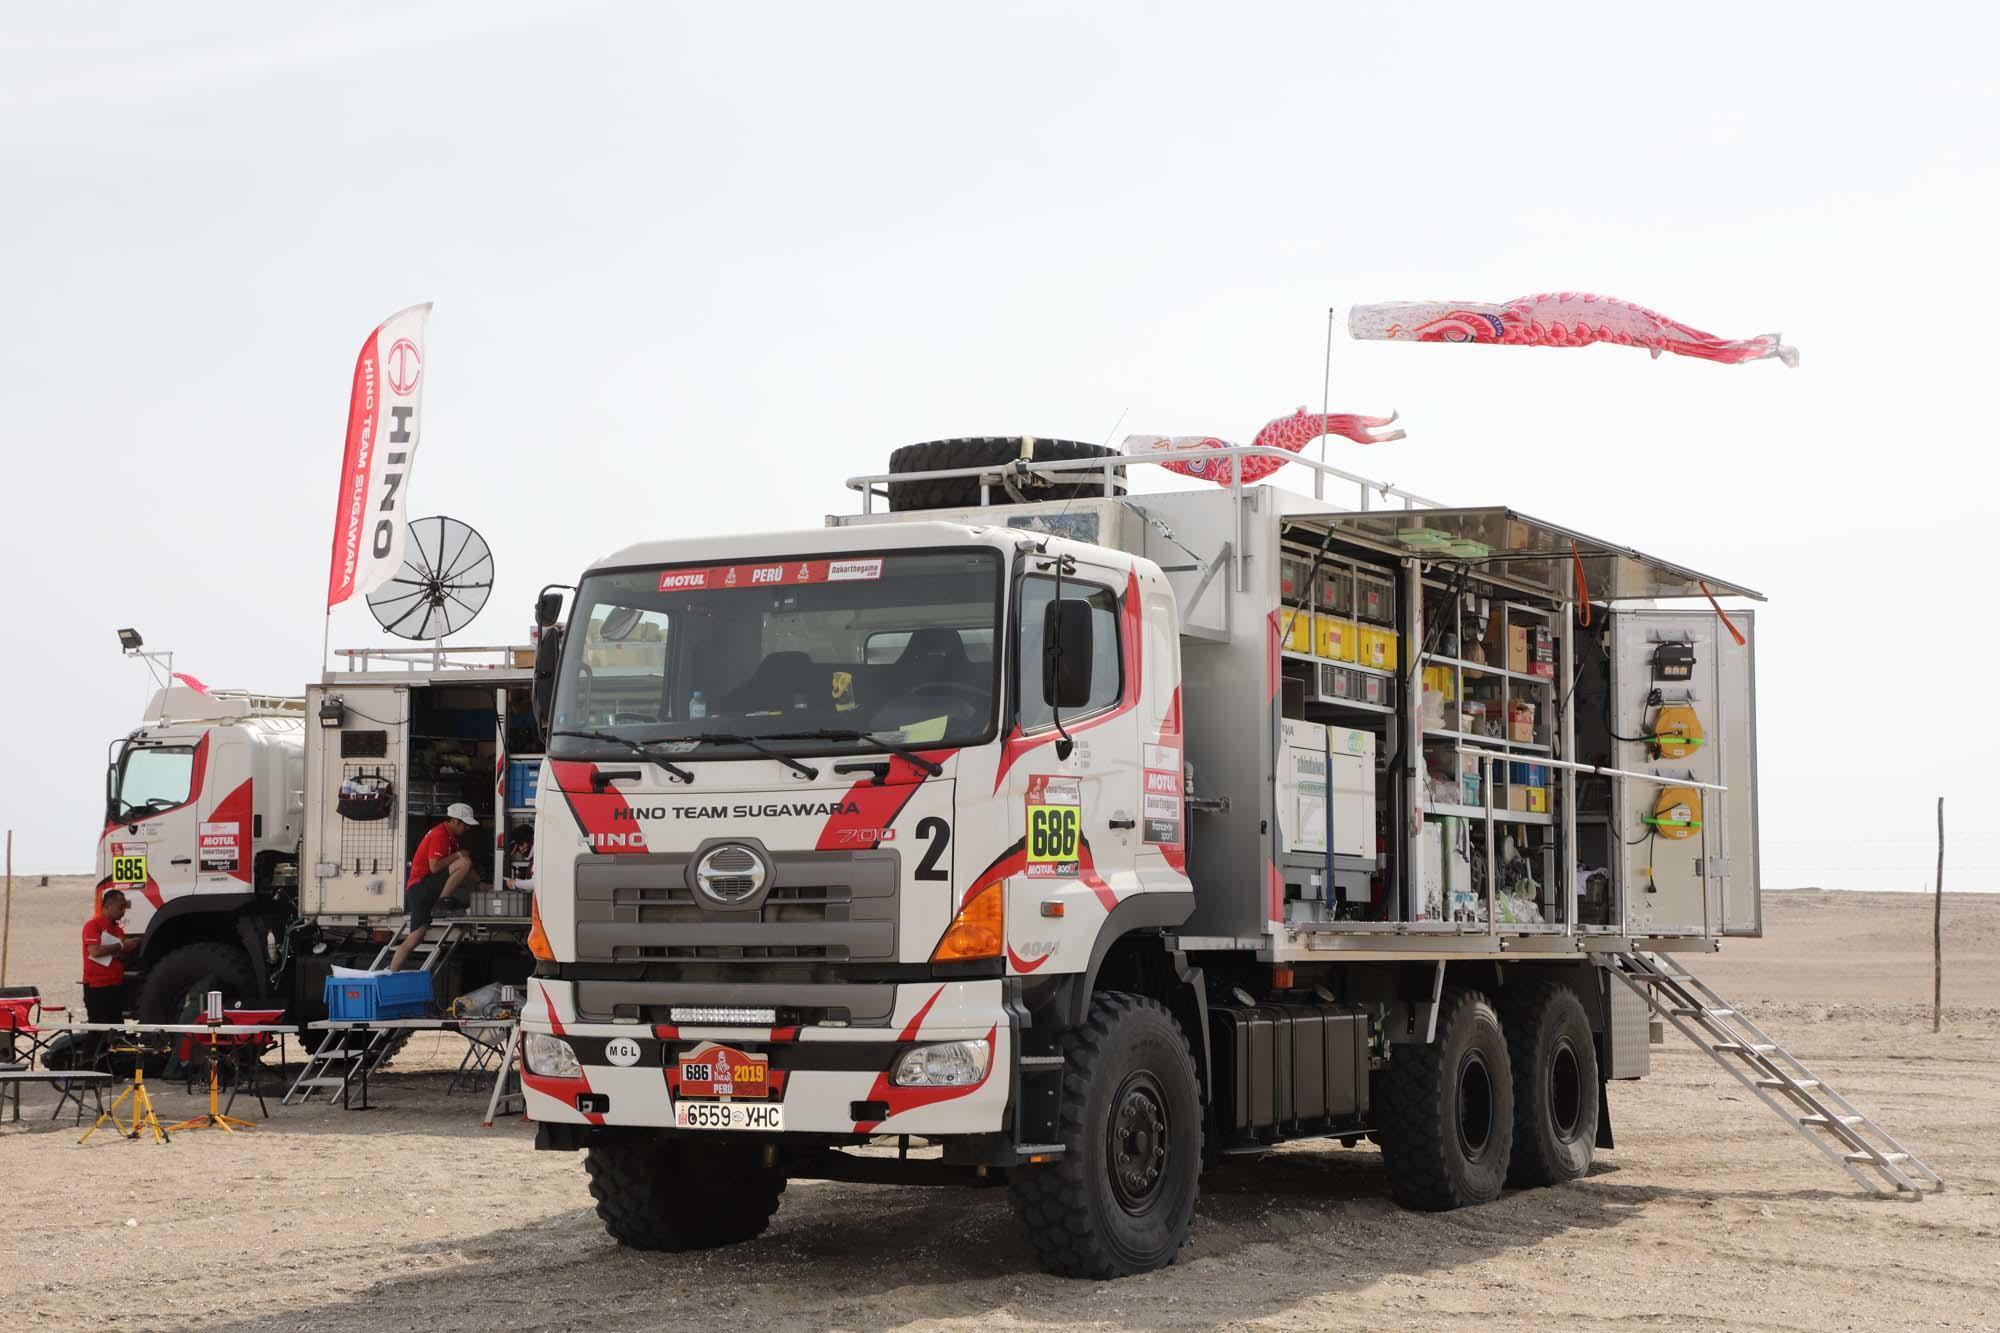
[1506,626,1530,675]
[1508,698,1536,744]
[1507,785,1532,812]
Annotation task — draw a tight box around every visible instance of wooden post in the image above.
[1,829,12,986]
[1932,798,1944,1034]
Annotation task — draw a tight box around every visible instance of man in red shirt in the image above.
[389,802,482,971]
[82,888,139,1058]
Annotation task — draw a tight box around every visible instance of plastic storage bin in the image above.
[324,972,435,1020]
[505,759,541,810]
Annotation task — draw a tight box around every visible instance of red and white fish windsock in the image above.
[1348,293,1797,368]
[1125,407,1404,486]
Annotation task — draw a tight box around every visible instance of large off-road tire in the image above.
[585,1137,785,1251]
[1378,987,1515,1210]
[136,940,259,1025]
[886,437,1126,512]
[1008,992,1203,1279]
[1501,978,1599,1187]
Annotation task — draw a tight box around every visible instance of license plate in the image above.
[674,1100,784,1131]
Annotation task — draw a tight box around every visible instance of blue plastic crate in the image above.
[505,759,541,810]
[324,972,435,1020]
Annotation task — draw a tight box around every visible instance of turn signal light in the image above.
[931,881,1003,963]
[526,892,554,961]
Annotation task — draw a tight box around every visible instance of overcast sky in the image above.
[2,2,1993,889]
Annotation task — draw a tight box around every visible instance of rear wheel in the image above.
[1008,992,1202,1278]
[1377,987,1515,1210]
[886,437,1126,512]
[585,1137,785,1251]
[1502,979,1599,1187]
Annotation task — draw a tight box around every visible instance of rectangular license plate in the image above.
[674,1100,784,1132]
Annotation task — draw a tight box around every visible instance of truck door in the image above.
[102,729,212,930]
[1003,557,1145,959]
[1608,608,1760,937]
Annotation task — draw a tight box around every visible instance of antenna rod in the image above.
[1318,305,1335,500]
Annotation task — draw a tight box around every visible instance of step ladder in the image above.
[1608,950,1943,1198]
[283,919,468,1105]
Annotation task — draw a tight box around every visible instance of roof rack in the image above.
[333,645,530,673]
[844,444,1444,514]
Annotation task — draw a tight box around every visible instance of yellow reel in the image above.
[1644,786,1703,841]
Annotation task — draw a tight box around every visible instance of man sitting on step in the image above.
[390,802,483,971]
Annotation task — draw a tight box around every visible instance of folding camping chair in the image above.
[0,987,68,1068]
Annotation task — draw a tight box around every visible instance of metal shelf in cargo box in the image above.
[1423,728,1550,754]
[1281,651,1398,715]
[1211,1002,1369,1139]
[1422,801,1554,826]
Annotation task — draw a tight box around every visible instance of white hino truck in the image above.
[516,437,1936,1278]
[93,653,542,1034]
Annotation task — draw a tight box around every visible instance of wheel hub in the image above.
[1108,1073,1171,1213]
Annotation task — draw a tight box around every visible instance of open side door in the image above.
[1608,609,1759,938]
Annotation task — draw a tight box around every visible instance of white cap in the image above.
[446,802,479,826]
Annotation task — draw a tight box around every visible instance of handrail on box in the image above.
[334,645,531,673]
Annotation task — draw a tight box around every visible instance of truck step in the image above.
[1758,1078,1820,1090]
[1714,1042,1777,1055]
[1800,1114,1864,1128]
[1017,1056,1066,1069]
[1672,1006,1737,1017]
[1014,1143,1068,1157]
[1847,1151,1911,1164]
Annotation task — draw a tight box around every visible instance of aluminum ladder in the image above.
[282,920,465,1105]
[1608,950,1943,1198]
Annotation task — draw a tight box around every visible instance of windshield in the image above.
[548,548,1003,762]
[116,744,196,816]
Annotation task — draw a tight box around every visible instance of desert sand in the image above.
[2,876,1995,1332]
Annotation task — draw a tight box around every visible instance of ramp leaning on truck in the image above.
[509,436,1934,1279]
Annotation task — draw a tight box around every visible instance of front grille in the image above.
[573,847,899,965]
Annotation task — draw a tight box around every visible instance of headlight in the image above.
[523,1032,581,1078]
[891,1039,991,1088]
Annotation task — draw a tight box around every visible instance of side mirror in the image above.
[531,625,565,741]
[1042,598,1095,710]
[534,590,565,629]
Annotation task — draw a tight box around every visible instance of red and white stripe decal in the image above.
[815,750,954,851]
[851,985,996,1133]
[524,982,604,1125]
[549,760,650,854]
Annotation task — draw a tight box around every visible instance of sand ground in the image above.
[2,877,1995,1332]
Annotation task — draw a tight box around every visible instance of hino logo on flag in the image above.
[373,406,414,559]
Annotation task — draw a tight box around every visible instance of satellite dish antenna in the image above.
[366,515,494,642]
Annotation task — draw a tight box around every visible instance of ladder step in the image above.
[1846,1151,1910,1164]
[1758,1077,1819,1089]
[1714,1042,1777,1055]
[291,1078,352,1090]
[1672,1006,1737,1017]
[1800,1114,1864,1128]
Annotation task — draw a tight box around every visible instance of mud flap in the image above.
[1596,1078,1615,1150]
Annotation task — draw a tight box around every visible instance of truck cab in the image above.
[524,522,1188,1144]
[95,687,306,1021]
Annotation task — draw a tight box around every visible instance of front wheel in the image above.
[1008,992,1203,1279]
[585,1137,785,1251]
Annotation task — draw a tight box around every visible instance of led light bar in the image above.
[669,1006,778,1026]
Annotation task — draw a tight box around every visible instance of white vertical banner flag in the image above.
[326,303,433,608]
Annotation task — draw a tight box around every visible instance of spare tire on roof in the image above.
[885,437,1127,512]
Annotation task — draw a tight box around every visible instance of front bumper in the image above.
[520,976,1011,1136]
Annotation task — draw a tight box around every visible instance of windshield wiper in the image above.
[547,729,694,783]
[687,733,820,781]
[768,728,945,778]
